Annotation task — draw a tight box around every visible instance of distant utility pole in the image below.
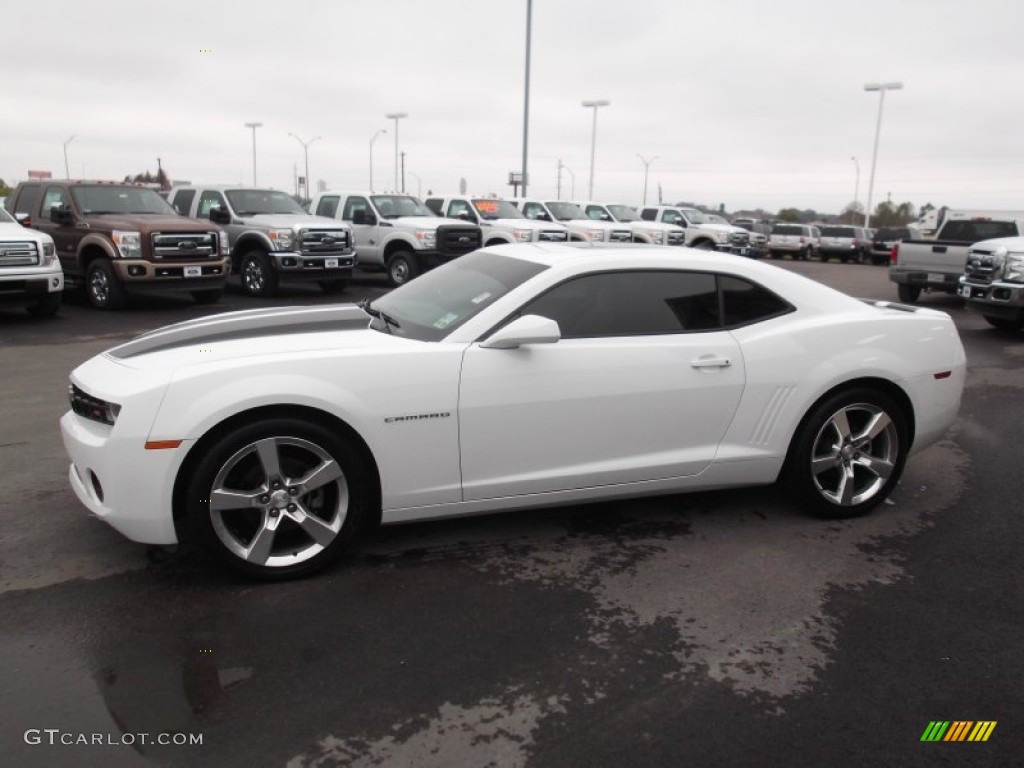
[556,159,563,199]
[520,0,532,196]
[400,151,406,193]
[637,154,658,206]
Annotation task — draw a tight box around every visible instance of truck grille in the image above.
[667,231,686,246]
[300,228,352,254]
[0,240,39,266]
[609,229,632,243]
[151,232,219,260]
[728,232,751,248]
[964,250,1001,284]
[538,230,568,242]
[436,225,482,255]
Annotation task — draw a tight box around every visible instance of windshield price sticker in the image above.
[475,201,499,215]
[432,312,460,329]
[471,292,492,305]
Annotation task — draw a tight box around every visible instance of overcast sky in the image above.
[4,0,1023,214]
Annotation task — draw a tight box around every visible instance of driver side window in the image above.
[197,191,226,219]
[523,203,546,220]
[342,196,370,221]
[41,186,70,215]
[447,199,475,221]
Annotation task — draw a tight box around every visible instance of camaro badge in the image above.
[384,412,450,424]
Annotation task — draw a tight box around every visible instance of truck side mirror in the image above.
[352,209,376,225]
[50,204,73,225]
[15,212,32,227]
[209,206,231,224]
[456,211,473,222]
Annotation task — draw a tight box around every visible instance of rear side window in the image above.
[772,225,803,235]
[424,198,444,215]
[720,275,793,327]
[640,208,656,221]
[13,186,39,216]
[172,189,196,215]
[316,195,340,218]
[40,186,70,214]
[821,227,855,237]
[940,220,1019,242]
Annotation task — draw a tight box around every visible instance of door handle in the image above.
[691,356,731,369]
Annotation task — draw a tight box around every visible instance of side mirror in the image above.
[456,211,472,222]
[15,212,32,227]
[538,212,551,222]
[480,314,561,350]
[209,206,231,224]
[352,209,376,225]
[50,204,73,224]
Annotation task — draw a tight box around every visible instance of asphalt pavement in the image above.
[1,262,1021,767]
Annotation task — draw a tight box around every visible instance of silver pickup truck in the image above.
[0,205,63,316]
[889,211,1024,303]
[959,235,1024,330]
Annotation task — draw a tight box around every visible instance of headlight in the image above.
[651,230,664,244]
[589,229,605,242]
[69,383,121,426]
[41,240,57,265]
[1005,253,1024,283]
[218,231,231,255]
[715,231,729,242]
[513,228,534,242]
[111,231,142,259]
[268,229,294,250]
[415,229,437,247]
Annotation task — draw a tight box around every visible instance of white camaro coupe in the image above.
[61,244,966,579]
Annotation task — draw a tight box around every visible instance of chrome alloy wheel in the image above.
[89,268,110,305]
[809,403,899,507]
[242,258,265,293]
[208,436,348,567]
[389,258,410,285]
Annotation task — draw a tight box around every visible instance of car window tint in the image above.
[14,186,40,216]
[172,189,196,215]
[520,271,720,338]
[424,198,443,215]
[316,195,340,218]
[447,199,474,220]
[720,275,793,327]
[940,220,1019,242]
[197,191,226,219]
[342,196,370,220]
[41,186,70,213]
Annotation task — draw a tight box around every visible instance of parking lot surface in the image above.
[1,262,1021,767]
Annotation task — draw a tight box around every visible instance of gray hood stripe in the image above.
[108,305,370,359]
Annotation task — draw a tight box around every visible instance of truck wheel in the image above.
[240,251,279,298]
[191,289,224,305]
[86,259,128,310]
[897,284,921,303]
[693,240,715,250]
[983,315,1024,331]
[800,248,811,261]
[26,293,62,317]
[387,251,419,286]
[318,279,349,294]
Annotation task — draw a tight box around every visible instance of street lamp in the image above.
[385,112,408,192]
[851,156,860,220]
[408,171,423,199]
[562,163,576,199]
[581,99,610,199]
[521,0,533,197]
[863,82,902,229]
[244,122,263,185]
[638,154,658,206]
[369,129,387,191]
[288,133,321,202]
[63,135,76,180]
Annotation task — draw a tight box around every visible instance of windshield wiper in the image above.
[359,300,401,333]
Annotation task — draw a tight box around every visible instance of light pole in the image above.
[369,129,386,191]
[408,171,422,199]
[562,163,576,199]
[863,82,902,229]
[638,154,658,206]
[288,133,321,202]
[385,112,408,192]
[851,156,860,221]
[581,99,610,199]
[521,0,533,197]
[63,135,76,179]
[244,122,263,185]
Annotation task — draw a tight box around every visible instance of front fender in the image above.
[77,233,118,260]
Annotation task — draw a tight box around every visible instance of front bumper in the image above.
[959,279,1024,318]
[270,251,357,278]
[112,257,230,283]
[888,268,960,292]
[0,268,64,303]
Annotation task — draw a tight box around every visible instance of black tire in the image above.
[785,387,909,520]
[769,250,781,260]
[800,248,811,261]
[86,258,128,310]
[387,250,419,287]
[983,315,1024,331]
[185,417,373,580]
[240,251,279,298]
[693,240,715,251]
[191,289,223,305]
[897,284,921,303]
[26,292,62,317]
[318,279,349,294]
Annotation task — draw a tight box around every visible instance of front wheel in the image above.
[387,251,419,287]
[26,292,62,317]
[786,388,909,519]
[240,251,279,298]
[897,284,921,303]
[86,258,128,310]
[693,240,715,251]
[983,315,1024,331]
[185,418,372,579]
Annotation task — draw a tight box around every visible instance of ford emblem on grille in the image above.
[321,236,336,245]
[458,236,470,243]
[177,241,197,250]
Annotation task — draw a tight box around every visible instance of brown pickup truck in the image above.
[8,180,230,309]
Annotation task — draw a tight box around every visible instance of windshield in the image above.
[225,189,305,216]
[70,186,177,215]
[821,227,855,237]
[546,201,587,221]
[772,225,804,235]
[371,195,436,219]
[681,209,708,224]
[606,205,640,222]
[473,199,524,220]
[368,251,548,342]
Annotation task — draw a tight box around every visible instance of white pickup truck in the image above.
[889,211,1024,303]
[511,199,633,243]
[310,191,482,286]
[958,236,1024,330]
[423,196,570,246]
[639,205,751,253]
[574,201,685,245]
[0,205,64,316]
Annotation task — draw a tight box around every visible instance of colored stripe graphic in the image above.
[921,721,950,741]
[921,720,996,742]
[944,721,972,741]
[968,722,997,742]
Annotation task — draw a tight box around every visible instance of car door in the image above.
[458,269,745,501]
[32,185,77,271]
[341,195,381,263]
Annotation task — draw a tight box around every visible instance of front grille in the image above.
[299,228,352,254]
[964,250,1000,284]
[667,231,685,245]
[151,232,218,260]
[0,240,39,266]
[728,232,751,247]
[609,229,632,243]
[538,230,568,242]
[436,225,482,255]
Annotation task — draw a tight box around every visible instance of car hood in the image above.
[968,235,1024,252]
[700,222,746,235]
[243,214,348,229]
[626,221,676,232]
[0,222,50,240]
[483,218,566,231]
[86,214,218,232]
[562,219,625,231]
[103,305,405,371]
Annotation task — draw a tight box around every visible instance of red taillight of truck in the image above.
[890,243,899,265]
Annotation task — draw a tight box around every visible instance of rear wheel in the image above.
[240,251,279,297]
[693,240,715,251]
[86,258,128,310]
[318,279,349,294]
[786,388,909,519]
[983,315,1024,331]
[387,250,419,287]
[26,292,61,317]
[897,284,921,303]
[186,418,372,579]
[191,289,223,305]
